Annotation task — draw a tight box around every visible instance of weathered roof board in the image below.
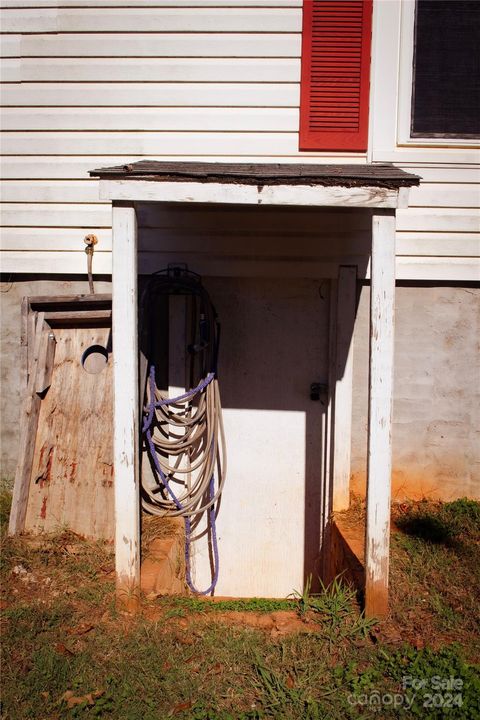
[90,162,421,189]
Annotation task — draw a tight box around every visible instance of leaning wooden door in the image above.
[9,296,114,540]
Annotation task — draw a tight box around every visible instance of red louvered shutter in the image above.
[299,0,372,151]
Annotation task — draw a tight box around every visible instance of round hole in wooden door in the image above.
[81,344,108,374]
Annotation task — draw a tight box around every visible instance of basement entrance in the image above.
[80,162,421,615]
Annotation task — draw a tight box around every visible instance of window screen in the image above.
[411,0,480,138]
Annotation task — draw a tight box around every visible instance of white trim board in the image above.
[99,179,406,209]
[396,0,478,149]
[369,0,480,165]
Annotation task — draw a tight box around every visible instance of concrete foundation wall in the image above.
[2,278,479,508]
[351,285,480,501]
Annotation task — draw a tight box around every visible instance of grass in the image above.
[156,595,297,615]
[394,498,480,544]
[291,575,375,648]
[1,493,480,719]
[377,645,480,719]
[389,498,480,649]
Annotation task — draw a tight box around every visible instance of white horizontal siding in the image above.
[403,166,480,184]
[1,2,479,280]
[0,0,303,8]
[372,149,480,165]
[2,57,300,83]
[0,154,368,180]
[395,258,480,281]
[0,203,364,231]
[2,251,478,282]
[2,196,478,253]
[1,227,112,250]
[1,7,302,33]
[3,132,304,155]
[2,227,372,253]
[408,184,479,209]
[0,251,353,277]
[2,225,479,258]
[3,83,299,107]
[396,234,480,258]
[1,33,301,57]
[1,108,299,132]
[396,209,480,233]
[1,203,111,227]
[0,180,102,203]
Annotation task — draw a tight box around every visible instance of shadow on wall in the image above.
[139,273,359,594]
[135,203,368,594]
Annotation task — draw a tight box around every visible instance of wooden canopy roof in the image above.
[90,161,420,190]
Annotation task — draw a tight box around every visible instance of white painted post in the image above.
[365,210,396,618]
[332,266,357,512]
[112,201,140,611]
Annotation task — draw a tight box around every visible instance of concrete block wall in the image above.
[351,284,480,501]
[2,278,479,505]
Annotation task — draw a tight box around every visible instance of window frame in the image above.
[397,0,479,148]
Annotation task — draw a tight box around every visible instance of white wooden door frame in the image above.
[108,183,400,617]
[331,265,357,513]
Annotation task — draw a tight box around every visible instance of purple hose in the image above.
[143,365,219,595]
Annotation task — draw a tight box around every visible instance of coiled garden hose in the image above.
[139,268,226,594]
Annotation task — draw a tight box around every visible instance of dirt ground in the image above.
[1,494,479,719]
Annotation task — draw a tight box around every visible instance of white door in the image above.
[193,277,329,597]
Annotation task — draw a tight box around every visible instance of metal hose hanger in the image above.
[140,266,226,594]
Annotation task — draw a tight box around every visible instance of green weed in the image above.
[251,653,322,719]
[291,573,313,617]
[379,644,480,718]
[292,575,377,648]
[155,595,297,615]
